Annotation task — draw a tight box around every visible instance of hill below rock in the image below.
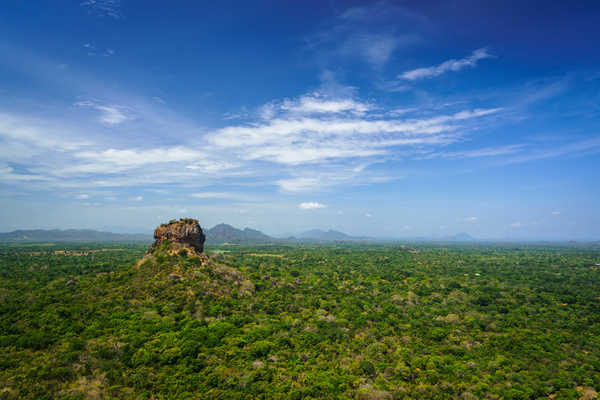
[135,219,254,297]
[136,243,255,298]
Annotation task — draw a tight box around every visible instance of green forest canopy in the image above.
[0,242,599,399]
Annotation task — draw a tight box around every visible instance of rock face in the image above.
[150,218,206,254]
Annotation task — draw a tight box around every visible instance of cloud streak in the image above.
[208,100,502,166]
[0,89,505,195]
[399,48,493,80]
[80,0,123,19]
[307,3,425,67]
[75,101,132,125]
[299,202,326,210]
[421,144,524,160]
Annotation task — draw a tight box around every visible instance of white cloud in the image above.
[70,147,207,174]
[208,107,502,165]
[275,167,397,193]
[75,101,132,125]
[130,196,143,202]
[399,48,493,80]
[299,202,326,210]
[259,103,277,120]
[185,160,238,173]
[278,177,321,192]
[281,94,372,115]
[465,216,477,222]
[388,107,418,116]
[96,105,129,124]
[75,194,89,200]
[552,211,561,215]
[0,86,504,195]
[510,221,522,228]
[192,192,237,199]
[0,113,90,152]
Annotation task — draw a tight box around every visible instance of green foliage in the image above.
[0,242,599,398]
[178,248,188,257]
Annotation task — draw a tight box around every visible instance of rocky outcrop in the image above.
[149,218,206,254]
[137,218,254,298]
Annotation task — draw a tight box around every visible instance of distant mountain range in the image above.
[0,229,150,242]
[292,229,371,242]
[440,232,475,241]
[0,224,274,244]
[205,223,273,244]
[0,226,478,244]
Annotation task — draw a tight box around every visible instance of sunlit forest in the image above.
[1,242,599,399]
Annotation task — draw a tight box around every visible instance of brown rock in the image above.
[150,218,206,254]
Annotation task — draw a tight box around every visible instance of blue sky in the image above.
[0,0,599,240]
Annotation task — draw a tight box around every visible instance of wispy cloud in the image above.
[192,192,242,200]
[276,166,397,193]
[281,93,373,115]
[0,113,90,152]
[278,177,321,193]
[96,105,128,124]
[307,3,425,67]
[421,144,524,160]
[501,137,600,165]
[71,147,207,174]
[399,48,493,80]
[299,202,326,210]
[80,0,123,19]
[75,101,132,125]
[208,104,502,165]
[0,85,504,196]
[0,165,52,182]
[83,43,114,57]
[339,33,413,67]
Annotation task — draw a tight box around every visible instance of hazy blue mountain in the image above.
[440,232,476,241]
[0,229,150,242]
[295,229,370,241]
[0,226,478,244]
[205,224,274,244]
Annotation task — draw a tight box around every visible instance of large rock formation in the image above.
[137,218,254,298]
[150,218,206,254]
